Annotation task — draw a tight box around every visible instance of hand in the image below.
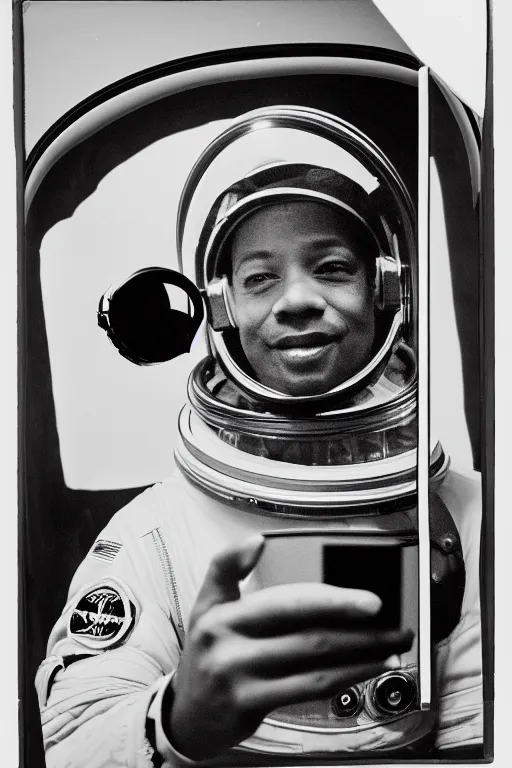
[165,535,413,761]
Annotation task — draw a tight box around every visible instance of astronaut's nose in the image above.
[272,278,327,318]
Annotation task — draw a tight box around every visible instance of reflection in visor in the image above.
[216,416,416,466]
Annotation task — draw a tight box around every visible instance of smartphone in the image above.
[245,530,420,724]
[250,531,416,629]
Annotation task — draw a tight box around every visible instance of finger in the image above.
[247,658,402,713]
[212,582,382,635]
[191,535,265,619]
[235,628,414,675]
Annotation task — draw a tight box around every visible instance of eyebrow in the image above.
[304,235,355,249]
[232,251,273,276]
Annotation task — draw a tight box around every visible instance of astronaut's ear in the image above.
[98,267,204,365]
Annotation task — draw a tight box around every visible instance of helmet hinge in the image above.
[203,276,237,331]
[375,255,401,311]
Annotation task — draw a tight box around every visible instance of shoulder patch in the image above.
[68,578,137,650]
[89,539,122,562]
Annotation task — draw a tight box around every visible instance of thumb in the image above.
[192,535,265,618]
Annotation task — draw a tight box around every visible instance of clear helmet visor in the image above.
[178,106,416,414]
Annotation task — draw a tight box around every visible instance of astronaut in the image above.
[36,107,483,766]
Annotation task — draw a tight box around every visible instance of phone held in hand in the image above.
[246,530,420,726]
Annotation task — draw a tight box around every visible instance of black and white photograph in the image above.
[17,2,492,766]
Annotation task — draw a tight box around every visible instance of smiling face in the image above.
[229,201,377,396]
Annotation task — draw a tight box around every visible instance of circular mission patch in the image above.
[68,582,136,649]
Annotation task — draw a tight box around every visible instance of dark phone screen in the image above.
[323,545,402,629]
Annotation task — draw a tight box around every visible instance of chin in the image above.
[276,375,344,397]
[287,364,369,395]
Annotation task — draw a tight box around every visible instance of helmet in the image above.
[173,106,448,514]
[178,106,413,407]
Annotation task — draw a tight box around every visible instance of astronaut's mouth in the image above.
[272,332,341,366]
[272,342,342,373]
[278,345,331,362]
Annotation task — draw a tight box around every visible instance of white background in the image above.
[1,1,509,764]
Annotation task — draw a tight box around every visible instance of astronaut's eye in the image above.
[244,272,277,288]
[315,255,358,278]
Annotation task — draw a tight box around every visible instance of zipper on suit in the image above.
[151,528,185,650]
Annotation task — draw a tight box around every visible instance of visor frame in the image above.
[178,105,417,410]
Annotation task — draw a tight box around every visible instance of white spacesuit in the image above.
[36,107,483,766]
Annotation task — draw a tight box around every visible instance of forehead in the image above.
[230,201,365,254]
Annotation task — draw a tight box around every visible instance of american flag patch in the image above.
[90,539,122,562]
